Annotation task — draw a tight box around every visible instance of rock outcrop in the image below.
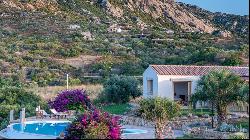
[106,0,217,33]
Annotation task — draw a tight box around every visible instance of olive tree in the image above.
[191,70,249,126]
[139,97,180,139]
[102,75,142,103]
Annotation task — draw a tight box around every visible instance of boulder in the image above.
[181,116,188,120]
[193,116,199,119]
[203,114,210,118]
[69,24,81,30]
[188,113,193,118]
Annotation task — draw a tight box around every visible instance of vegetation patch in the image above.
[99,75,142,104]
[180,108,217,117]
[0,77,48,129]
[98,103,131,115]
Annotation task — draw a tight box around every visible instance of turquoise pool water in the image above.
[123,129,148,135]
[12,122,68,136]
[6,121,148,138]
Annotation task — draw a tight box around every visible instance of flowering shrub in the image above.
[49,89,122,139]
[48,89,94,112]
[65,109,122,139]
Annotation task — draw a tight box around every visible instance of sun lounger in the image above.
[50,109,68,119]
[41,110,51,119]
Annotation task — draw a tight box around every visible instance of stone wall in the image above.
[120,115,249,139]
[121,115,154,128]
[120,115,211,130]
[188,128,249,139]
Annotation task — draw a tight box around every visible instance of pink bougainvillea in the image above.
[48,89,122,139]
[48,89,94,112]
[65,109,121,139]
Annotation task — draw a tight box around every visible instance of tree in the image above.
[191,70,249,126]
[0,77,47,129]
[139,97,180,139]
[98,55,114,78]
[188,47,220,64]
[102,75,142,104]
[222,52,243,66]
[131,40,144,57]
[239,44,249,58]
[221,50,244,66]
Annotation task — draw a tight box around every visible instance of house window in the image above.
[147,80,153,95]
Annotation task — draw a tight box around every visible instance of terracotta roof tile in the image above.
[151,65,249,77]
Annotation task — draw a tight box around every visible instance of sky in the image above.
[176,0,249,16]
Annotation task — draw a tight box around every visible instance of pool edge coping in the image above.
[3,120,71,139]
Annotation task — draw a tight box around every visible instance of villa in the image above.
[143,65,249,108]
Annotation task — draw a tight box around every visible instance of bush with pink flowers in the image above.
[48,89,94,113]
[65,109,121,139]
[48,89,122,139]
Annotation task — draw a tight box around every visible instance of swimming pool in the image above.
[0,121,148,139]
[122,128,148,135]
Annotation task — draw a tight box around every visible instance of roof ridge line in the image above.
[150,65,249,77]
[150,65,249,68]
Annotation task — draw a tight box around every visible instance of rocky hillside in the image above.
[0,0,249,86]
[179,2,249,39]
[107,0,216,33]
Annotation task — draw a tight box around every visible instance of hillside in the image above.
[0,0,249,86]
[179,2,249,40]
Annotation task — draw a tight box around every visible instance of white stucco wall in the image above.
[143,66,201,100]
[143,67,212,108]
[143,67,158,98]
[157,75,200,99]
[143,66,248,110]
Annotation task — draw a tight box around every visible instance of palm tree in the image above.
[191,70,249,127]
[139,97,180,139]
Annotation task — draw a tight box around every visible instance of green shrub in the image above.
[0,77,48,125]
[139,97,181,139]
[229,132,248,139]
[0,118,9,130]
[69,78,82,85]
[0,86,47,118]
[187,47,220,64]
[59,48,80,57]
[222,53,243,66]
[101,75,142,104]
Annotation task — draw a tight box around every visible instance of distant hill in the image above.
[179,2,249,39]
[0,0,249,86]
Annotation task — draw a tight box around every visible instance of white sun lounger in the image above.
[41,110,51,119]
[50,109,68,119]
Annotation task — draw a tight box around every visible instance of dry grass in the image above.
[27,84,103,101]
[52,55,101,69]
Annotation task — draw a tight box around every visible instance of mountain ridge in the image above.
[0,0,249,86]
